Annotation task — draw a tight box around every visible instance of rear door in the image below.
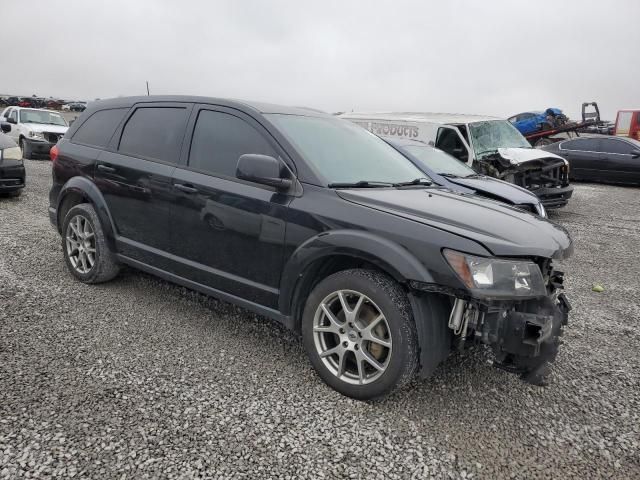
[168,105,291,309]
[96,102,192,265]
[558,138,601,180]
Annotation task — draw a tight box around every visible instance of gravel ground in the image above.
[1,160,639,479]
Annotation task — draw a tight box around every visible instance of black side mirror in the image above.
[6,117,16,125]
[236,154,292,190]
[0,122,10,133]
[631,150,640,159]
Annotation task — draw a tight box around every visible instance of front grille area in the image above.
[43,132,62,143]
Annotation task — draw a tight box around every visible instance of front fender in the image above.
[56,176,117,251]
[278,229,434,315]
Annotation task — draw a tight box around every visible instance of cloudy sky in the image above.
[2,0,638,120]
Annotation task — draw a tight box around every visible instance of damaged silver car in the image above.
[341,112,574,209]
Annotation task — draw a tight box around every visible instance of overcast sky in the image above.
[2,0,638,120]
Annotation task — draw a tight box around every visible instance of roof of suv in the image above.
[85,96,328,117]
[342,112,501,125]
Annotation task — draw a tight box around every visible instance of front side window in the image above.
[188,110,276,177]
[266,114,424,185]
[19,109,67,126]
[468,120,531,158]
[119,107,188,163]
[72,108,129,148]
[403,145,475,177]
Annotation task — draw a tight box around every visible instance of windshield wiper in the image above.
[392,177,433,187]
[328,180,394,188]
[439,173,459,178]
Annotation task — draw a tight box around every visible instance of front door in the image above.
[95,102,192,265]
[598,138,640,184]
[168,105,290,309]
[435,126,471,165]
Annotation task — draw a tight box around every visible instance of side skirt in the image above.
[116,254,295,330]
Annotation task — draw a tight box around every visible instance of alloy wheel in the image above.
[66,215,96,274]
[313,290,392,385]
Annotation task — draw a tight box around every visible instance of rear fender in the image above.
[56,176,116,251]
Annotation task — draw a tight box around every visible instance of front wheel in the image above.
[302,269,418,401]
[20,139,33,160]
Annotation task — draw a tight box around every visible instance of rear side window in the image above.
[188,110,276,177]
[562,139,599,151]
[119,107,188,163]
[72,108,128,148]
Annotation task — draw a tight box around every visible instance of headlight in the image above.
[443,249,546,299]
[28,131,44,140]
[2,146,23,161]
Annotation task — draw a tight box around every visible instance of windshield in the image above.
[267,114,425,185]
[19,109,67,126]
[469,120,530,157]
[403,145,475,177]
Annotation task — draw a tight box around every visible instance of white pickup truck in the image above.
[0,106,68,159]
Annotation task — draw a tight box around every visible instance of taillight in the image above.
[50,144,59,162]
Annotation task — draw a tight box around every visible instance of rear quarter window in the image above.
[71,108,129,148]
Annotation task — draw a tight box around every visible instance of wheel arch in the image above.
[279,230,435,329]
[56,176,117,251]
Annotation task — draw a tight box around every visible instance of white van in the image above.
[340,112,573,209]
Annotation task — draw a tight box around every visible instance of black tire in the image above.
[61,203,120,284]
[301,269,419,401]
[20,138,33,160]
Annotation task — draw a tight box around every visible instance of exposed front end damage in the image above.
[476,148,573,208]
[447,263,570,385]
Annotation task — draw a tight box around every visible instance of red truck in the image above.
[614,110,640,140]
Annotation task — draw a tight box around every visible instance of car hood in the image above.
[25,124,68,134]
[336,188,572,259]
[495,147,565,166]
[447,175,540,205]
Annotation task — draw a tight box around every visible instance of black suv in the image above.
[49,96,572,400]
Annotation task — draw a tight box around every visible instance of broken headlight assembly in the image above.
[443,249,546,299]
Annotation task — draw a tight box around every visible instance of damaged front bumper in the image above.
[446,269,571,385]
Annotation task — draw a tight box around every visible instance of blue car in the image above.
[508,108,568,136]
[383,138,546,217]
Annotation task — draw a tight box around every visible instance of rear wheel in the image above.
[302,269,418,401]
[62,203,120,283]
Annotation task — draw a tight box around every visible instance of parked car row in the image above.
[0,96,86,112]
[47,96,573,400]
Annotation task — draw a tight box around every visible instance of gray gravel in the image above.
[1,160,639,479]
